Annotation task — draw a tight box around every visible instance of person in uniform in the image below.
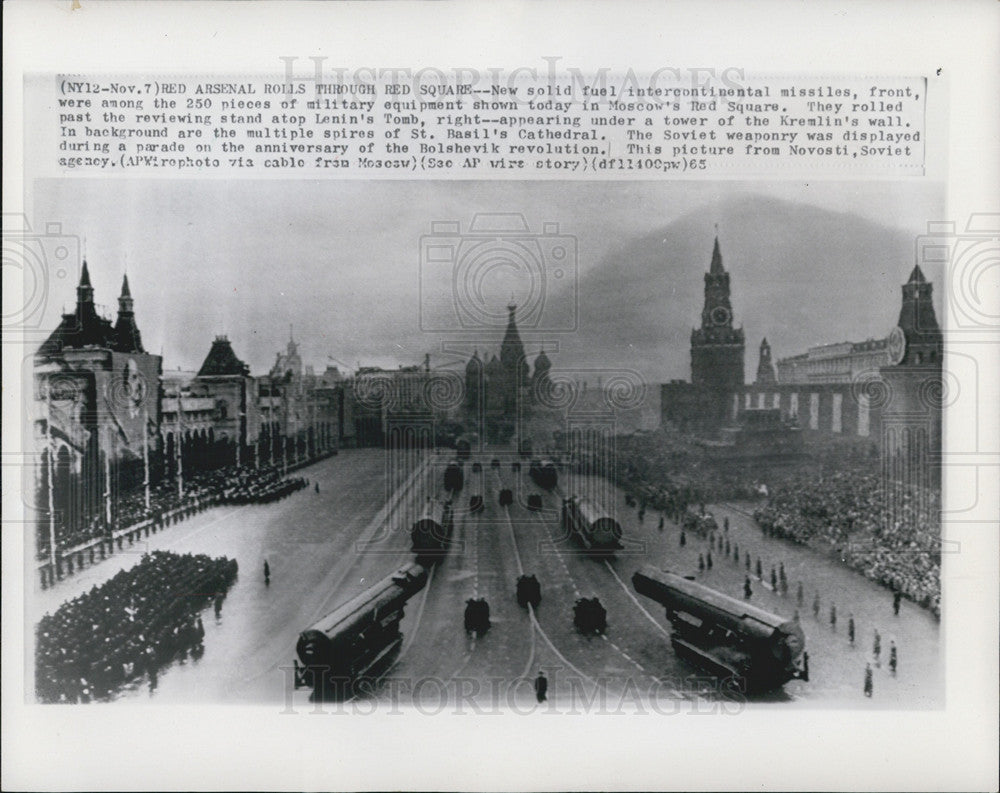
[864,663,873,697]
[797,581,804,607]
[889,641,898,676]
[813,592,821,620]
[848,614,856,645]
[658,515,664,531]
[724,516,730,532]
[744,576,753,600]
[873,629,882,667]
[679,530,686,547]
[755,558,763,580]
[264,559,270,584]
[315,482,320,494]
[706,551,713,570]
[893,590,902,616]
[535,671,548,703]
[770,567,778,592]
[829,603,837,630]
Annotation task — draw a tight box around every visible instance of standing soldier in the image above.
[724,516,730,532]
[744,576,753,600]
[829,603,837,630]
[315,482,320,494]
[263,559,270,585]
[873,629,882,667]
[745,552,751,571]
[770,567,778,592]
[698,554,705,573]
[755,557,763,580]
[893,590,902,616]
[725,538,731,556]
[680,530,687,547]
[534,670,548,703]
[658,515,664,531]
[779,563,788,594]
[706,550,713,570]
[848,614,856,645]
[864,663,874,698]
[889,641,898,676]
[812,591,821,620]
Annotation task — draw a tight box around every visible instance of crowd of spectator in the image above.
[754,469,941,617]
[35,550,238,703]
[590,430,941,618]
[37,460,318,563]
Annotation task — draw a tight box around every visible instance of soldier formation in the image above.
[35,550,238,703]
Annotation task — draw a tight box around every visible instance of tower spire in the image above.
[77,260,94,305]
[709,234,724,275]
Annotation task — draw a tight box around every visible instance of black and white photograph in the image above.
[3,2,998,791]
[23,178,949,712]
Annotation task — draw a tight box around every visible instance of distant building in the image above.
[662,236,745,434]
[463,302,552,442]
[34,264,162,546]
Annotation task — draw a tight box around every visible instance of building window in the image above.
[772,392,780,409]
[790,392,799,419]
[745,393,751,409]
[809,393,819,430]
[757,392,765,409]
[832,392,843,433]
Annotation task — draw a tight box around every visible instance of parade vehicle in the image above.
[562,496,623,552]
[411,498,455,560]
[443,461,464,492]
[294,562,428,696]
[573,597,607,633]
[516,574,542,609]
[631,566,808,692]
[464,597,491,635]
[469,494,484,513]
[498,487,514,506]
[529,459,559,491]
[527,493,543,511]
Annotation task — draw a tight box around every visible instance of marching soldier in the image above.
[848,614,856,645]
[873,629,882,667]
[829,603,837,630]
[889,641,898,676]
[797,581,804,607]
[744,576,753,600]
[864,663,873,697]
[893,590,902,616]
[813,591,821,619]
[263,559,270,585]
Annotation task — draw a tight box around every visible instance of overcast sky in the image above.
[31,178,943,379]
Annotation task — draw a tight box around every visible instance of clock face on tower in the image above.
[887,326,906,366]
